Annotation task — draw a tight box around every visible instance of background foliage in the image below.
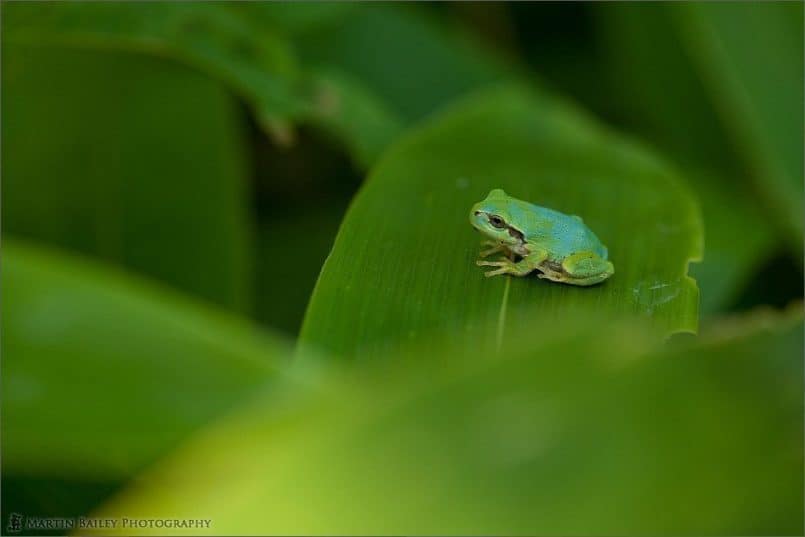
[2,2,802,535]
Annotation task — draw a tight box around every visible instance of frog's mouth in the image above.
[470,210,485,231]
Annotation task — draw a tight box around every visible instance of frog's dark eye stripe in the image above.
[489,215,506,228]
[508,227,524,241]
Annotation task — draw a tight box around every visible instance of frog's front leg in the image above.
[478,240,505,258]
[476,248,548,278]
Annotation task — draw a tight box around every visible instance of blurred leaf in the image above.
[596,3,802,303]
[1,2,308,128]
[689,174,775,316]
[239,2,518,167]
[1,240,290,480]
[595,4,781,316]
[226,2,357,37]
[678,2,804,252]
[299,3,513,122]
[92,308,802,535]
[595,4,741,171]
[2,44,253,311]
[306,67,405,168]
[300,85,703,358]
[1,2,407,169]
[729,253,805,314]
[2,3,515,169]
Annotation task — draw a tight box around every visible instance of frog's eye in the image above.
[489,215,506,229]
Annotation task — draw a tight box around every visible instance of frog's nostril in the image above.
[474,211,481,216]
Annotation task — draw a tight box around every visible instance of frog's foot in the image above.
[560,251,614,286]
[478,241,505,258]
[476,256,535,277]
[476,258,516,277]
[476,247,549,278]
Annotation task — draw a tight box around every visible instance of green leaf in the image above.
[298,4,513,122]
[300,85,703,358]
[1,2,308,130]
[2,43,253,311]
[690,177,775,315]
[595,3,742,173]
[594,4,780,315]
[226,2,357,37]
[305,67,406,168]
[679,2,804,252]
[596,3,803,269]
[0,240,289,479]
[0,2,405,169]
[90,308,803,535]
[1,3,511,169]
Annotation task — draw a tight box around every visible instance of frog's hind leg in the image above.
[560,251,614,286]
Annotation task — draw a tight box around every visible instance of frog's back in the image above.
[511,198,608,260]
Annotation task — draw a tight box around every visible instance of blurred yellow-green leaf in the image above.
[301,85,703,358]
[91,308,803,535]
[1,240,289,479]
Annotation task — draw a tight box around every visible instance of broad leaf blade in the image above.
[91,309,803,535]
[301,85,703,358]
[1,240,289,479]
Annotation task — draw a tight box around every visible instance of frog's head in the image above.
[469,188,524,246]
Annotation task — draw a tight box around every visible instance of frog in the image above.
[469,188,614,286]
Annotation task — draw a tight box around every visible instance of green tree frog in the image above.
[469,189,614,286]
